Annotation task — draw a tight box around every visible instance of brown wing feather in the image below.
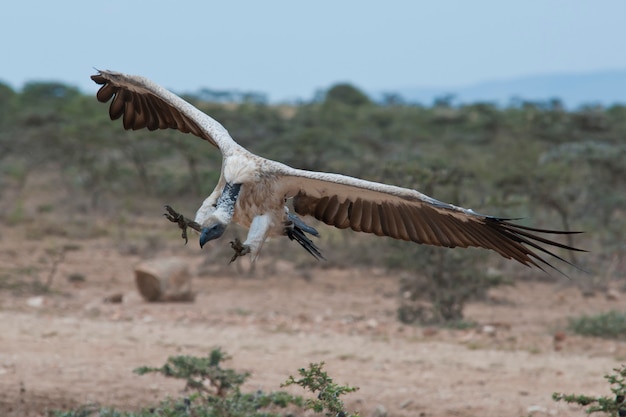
[281,172,584,273]
[91,72,218,147]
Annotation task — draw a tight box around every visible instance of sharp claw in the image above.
[229,240,240,264]
[163,213,176,222]
[229,238,251,264]
[164,205,176,218]
[163,205,192,245]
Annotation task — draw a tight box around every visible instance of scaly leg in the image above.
[228,214,271,263]
[163,205,201,244]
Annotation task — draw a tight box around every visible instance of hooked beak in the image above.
[199,223,227,248]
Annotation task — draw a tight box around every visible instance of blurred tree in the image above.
[381,92,405,107]
[0,82,15,127]
[19,81,80,110]
[324,83,371,107]
[0,82,16,159]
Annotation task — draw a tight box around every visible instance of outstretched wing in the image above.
[271,164,584,272]
[91,70,239,154]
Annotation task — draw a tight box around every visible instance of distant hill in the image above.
[378,69,626,109]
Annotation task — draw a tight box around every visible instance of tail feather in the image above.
[286,214,324,260]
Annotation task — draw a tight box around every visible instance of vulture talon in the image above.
[229,238,251,264]
[163,205,201,245]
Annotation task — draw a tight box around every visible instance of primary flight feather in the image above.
[91,70,583,272]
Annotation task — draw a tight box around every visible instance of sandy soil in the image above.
[0,222,623,417]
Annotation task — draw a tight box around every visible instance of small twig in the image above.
[44,248,65,289]
[43,244,80,290]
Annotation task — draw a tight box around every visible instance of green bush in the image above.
[134,348,249,397]
[554,366,626,416]
[396,246,507,325]
[568,311,626,340]
[53,349,359,417]
[283,361,359,417]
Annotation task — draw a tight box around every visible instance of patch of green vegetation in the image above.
[227,307,252,316]
[553,365,626,416]
[37,203,55,213]
[336,353,358,361]
[282,361,359,417]
[444,319,478,330]
[569,311,626,340]
[397,247,508,325]
[464,342,485,351]
[134,348,249,397]
[53,349,359,417]
[67,273,86,283]
[0,266,42,294]
[6,200,26,224]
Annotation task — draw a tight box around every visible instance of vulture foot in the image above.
[163,205,201,244]
[229,238,251,263]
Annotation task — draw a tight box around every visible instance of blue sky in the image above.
[3,1,626,101]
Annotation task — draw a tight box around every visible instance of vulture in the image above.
[91,70,583,272]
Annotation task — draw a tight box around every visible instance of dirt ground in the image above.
[0,219,623,417]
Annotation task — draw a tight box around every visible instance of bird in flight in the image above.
[91,70,583,272]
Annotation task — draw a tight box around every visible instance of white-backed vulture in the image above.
[91,70,583,272]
